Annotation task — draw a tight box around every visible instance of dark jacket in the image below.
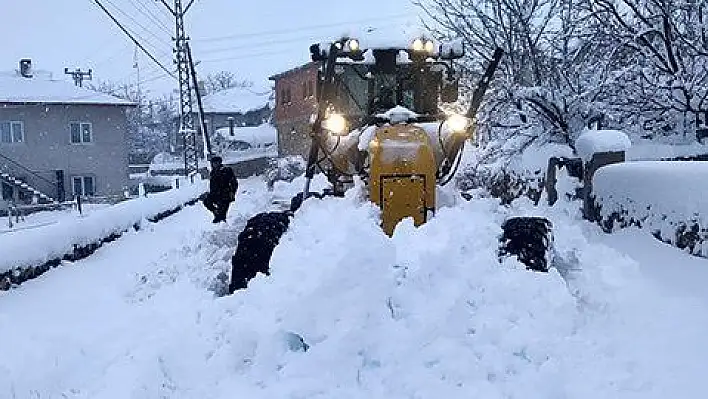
[210,165,238,201]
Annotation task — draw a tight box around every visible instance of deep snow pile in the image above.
[1,176,707,398]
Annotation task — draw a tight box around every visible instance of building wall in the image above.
[271,63,370,158]
[0,103,130,198]
[272,63,319,158]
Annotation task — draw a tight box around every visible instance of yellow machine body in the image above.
[368,124,437,236]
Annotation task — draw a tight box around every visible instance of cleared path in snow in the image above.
[0,178,273,398]
[0,184,706,398]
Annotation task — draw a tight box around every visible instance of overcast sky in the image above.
[1,0,422,97]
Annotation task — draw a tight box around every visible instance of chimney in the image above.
[19,59,33,78]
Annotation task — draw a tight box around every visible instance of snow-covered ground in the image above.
[0,176,707,398]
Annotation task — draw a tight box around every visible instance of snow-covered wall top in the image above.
[201,86,272,114]
[0,70,135,106]
[215,123,277,146]
[576,130,632,161]
[0,181,207,273]
[593,161,708,228]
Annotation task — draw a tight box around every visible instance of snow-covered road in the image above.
[1,178,707,398]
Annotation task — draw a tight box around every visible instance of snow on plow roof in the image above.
[0,70,135,106]
[576,129,632,161]
[201,86,272,114]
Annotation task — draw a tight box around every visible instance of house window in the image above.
[0,121,24,143]
[307,80,314,98]
[280,86,292,105]
[72,176,95,197]
[70,122,92,144]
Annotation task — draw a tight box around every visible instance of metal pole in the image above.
[173,0,198,178]
[302,42,341,199]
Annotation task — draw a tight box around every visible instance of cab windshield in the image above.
[332,61,442,118]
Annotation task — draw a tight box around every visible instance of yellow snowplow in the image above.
[226,37,551,294]
[300,37,503,235]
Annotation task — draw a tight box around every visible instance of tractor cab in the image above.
[309,37,465,127]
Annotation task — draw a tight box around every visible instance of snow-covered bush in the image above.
[592,161,708,257]
[264,156,306,189]
[457,141,574,203]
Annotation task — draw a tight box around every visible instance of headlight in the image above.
[424,40,435,53]
[445,114,469,133]
[323,113,347,135]
[347,38,360,52]
[411,38,425,52]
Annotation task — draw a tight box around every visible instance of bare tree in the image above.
[87,80,172,159]
[418,0,611,151]
[202,71,253,95]
[585,0,708,136]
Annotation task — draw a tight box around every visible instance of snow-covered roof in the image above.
[576,129,632,161]
[0,70,135,106]
[215,123,277,146]
[201,86,272,114]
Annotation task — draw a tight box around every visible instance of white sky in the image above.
[0,0,422,97]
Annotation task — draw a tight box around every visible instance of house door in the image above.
[1,181,13,200]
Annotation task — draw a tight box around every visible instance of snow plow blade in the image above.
[499,217,553,272]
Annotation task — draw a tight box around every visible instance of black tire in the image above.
[228,211,291,294]
[499,216,553,272]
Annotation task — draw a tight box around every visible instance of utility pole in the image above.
[133,46,142,126]
[64,68,93,87]
[160,0,199,179]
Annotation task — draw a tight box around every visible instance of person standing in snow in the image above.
[202,156,238,223]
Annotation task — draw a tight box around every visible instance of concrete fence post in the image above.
[582,151,625,220]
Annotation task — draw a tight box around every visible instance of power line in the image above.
[193,13,412,42]
[157,0,176,15]
[103,0,173,48]
[199,49,295,63]
[91,1,173,61]
[90,0,177,79]
[197,25,399,56]
[125,0,173,35]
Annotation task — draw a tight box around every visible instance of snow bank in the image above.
[576,129,631,161]
[0,180,207,275]
[593,161,708,255]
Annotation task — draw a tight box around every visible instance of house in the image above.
[0,59,136,204]
[170,86,273,155]
[213,123,277,153]
[269,62,367,158]
[269,63,319,158]
[199,85,272,132]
